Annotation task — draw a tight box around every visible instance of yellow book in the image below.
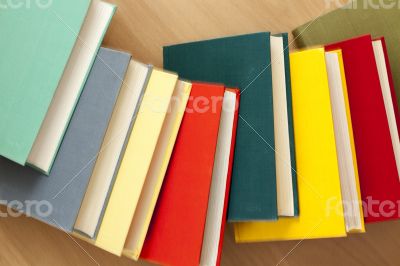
[72,231,94,244]
[122,81,191,260]
[74,60,151,238]
[234,48,346,242]
[336,50,365,233]
[94,69,178,255]
[325,50,365,233]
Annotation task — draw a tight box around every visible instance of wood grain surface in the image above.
[2,0,398,265]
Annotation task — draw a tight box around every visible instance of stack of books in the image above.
[0,0,399,266]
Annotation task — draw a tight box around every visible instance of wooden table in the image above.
[2,0,399,265]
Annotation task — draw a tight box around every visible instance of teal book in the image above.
[0,0,91,165]
[0,47,130,232]
[164,32,278,221]
[26,0,117,175]
[280,33,299,216]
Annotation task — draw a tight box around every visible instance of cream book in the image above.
[123,80,191,260]
[74,60,151,238]
[325,50,365,233]
[27,0,116,174]
[94,69,178,256]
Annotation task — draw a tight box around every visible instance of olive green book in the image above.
[293,0,400,108]
[0,0,91,165]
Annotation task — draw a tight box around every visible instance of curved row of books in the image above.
[0,0,399,266]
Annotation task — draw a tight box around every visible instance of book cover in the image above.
[123,81,192,260]
[94,69,178,256]
[0,0,91,165]
[163,32,277,221]
[292,0,400,110]
[27,0,117,174]
[234,48,347,242]
[325,35,400,223]
[74,60,151,239]
[0,47,128,232]
[200,88,240,266]
[140,83,224,266]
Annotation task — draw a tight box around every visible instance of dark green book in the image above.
[281,33,299,216]
[292,0,400,108]
[164,33,278,221]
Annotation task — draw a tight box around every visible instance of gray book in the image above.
[93,64,153,238]
[0,47,131,232]
[74,60,153,239]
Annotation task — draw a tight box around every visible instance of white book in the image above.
[27,0,116,174]
[74,60,151,238]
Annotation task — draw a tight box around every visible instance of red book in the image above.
[377,37,400,136]
[217,89,239,266]
[199,88,240,266]
[326,35,400,223]
[140,83,225,266]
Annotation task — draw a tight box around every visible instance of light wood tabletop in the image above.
[2,0,399,265]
